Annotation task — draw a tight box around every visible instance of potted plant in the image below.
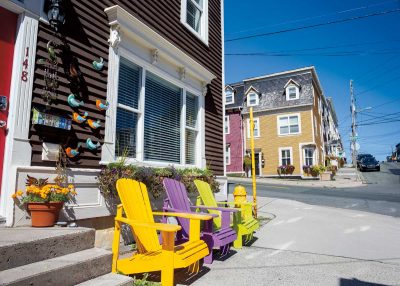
[243,155,252,177]
[303,165,311,176]
[12,176,76,227]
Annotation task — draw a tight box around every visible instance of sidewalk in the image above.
[184,196,400,286]
[228,167,363,189]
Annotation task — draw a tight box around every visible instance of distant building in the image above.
[224,83,245,174]
[226,66,342,177]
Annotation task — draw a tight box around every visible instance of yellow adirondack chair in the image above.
[194,180,259,249]
[112,179,212,286]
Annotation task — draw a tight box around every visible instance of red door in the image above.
[0,7,18,192]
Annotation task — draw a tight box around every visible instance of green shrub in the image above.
[97,165,219,198]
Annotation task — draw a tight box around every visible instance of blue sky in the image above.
[224,0,400,161]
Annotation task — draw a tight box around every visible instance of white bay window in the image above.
[115,57,201,166]
[104,5,215,168]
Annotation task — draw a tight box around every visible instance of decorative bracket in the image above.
[202,82,208,96]
[108,24,121,49]
[152,49,159,65]
[179,67,186,81]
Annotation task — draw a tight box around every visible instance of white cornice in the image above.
[104,5,216,84]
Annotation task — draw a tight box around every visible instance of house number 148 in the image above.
[21,47,29,82]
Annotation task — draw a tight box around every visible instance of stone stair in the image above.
[0,227,133,286]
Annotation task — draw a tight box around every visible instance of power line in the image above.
[225,49,400,57]
[225,0,398,37]
[225,8,400,42]
[355,74,400,95]
[357,118,400,126]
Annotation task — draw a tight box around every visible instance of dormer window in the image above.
[225,90,234,104]
[286,85,299,100]
[247,92,258,106]
[284,79,300,101]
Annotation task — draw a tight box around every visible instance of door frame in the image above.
[0,2,41,226]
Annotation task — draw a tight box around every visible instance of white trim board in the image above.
[104,5,215,84]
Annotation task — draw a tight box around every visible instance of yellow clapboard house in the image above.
[234,66,341,177]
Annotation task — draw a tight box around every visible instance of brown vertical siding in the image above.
[30,0,223,174]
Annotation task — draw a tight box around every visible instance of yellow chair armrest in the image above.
[115,217,181,232]
[217,201,255,206]
[153,212,212,221]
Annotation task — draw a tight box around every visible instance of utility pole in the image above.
[350,80,357,167]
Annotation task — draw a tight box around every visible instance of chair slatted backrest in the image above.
[194,180,221,228]
[163,178,191,237]
[116,178,161,253]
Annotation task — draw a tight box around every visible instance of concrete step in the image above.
[75,273,133,286]
[0,227,95,271]
[0,247,112,286]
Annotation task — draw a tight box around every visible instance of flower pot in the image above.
[320,172,332,181]
[27,202,64,227]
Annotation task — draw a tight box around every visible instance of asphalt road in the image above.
[228,162,400,217]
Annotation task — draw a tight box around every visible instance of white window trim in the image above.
[247,117,260,138]
[277,113,301,136]
[247,92,259,107]
[279,147,293,166]
[286,84,299,101]
[103,6,215,169]
[224,115,230,134]
[303,147,315,166]
[225,90,234,104]
[225,145,231,165]
[180,0,209,45]
[120,49,202,167]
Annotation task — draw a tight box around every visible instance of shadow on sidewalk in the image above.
[339,278,390,286]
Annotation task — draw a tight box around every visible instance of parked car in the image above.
[359,157,380,172]
[356,154,374,168]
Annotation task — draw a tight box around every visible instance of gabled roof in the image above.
[225,82,245,110]
[244,85,260,95]
[284,79,301,89]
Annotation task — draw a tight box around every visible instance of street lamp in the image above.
[47,0,66,32]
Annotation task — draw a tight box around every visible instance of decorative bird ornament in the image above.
[86,138,101,150]
[68,94,84,108]
[26,175,49,188]
[87,119,101,129]
[96,100,109,111]
[65,143,83,158]
[92,57,104,71]
[73,112,88,124]
[46,40,57,63]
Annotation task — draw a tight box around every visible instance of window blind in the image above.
[118,58,141,109]
[116,109,137,157]
[185,93,198,165]
[144,72,182,163]
[115,57,141,157]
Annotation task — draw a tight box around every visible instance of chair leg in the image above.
[204,249,213,264]
[233,233,242,249]
[161,265,174,286]
[111,221,121,273]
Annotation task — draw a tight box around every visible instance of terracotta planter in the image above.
[27,202,64,227]
[320,172,332,181]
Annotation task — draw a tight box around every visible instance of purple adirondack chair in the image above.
[163,178,238,264]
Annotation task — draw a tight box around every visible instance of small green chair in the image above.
[194,180,260,249]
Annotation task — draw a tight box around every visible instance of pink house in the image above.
[225,83,245,174]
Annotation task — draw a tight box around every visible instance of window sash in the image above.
[225,116,230,134]
[186,0,203,33]
[226,92,234,104]
[304,148,314,166]
[225,145,231,165]
[281,149,291,166]
[247,118,260,138]
[279,115,300,135]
